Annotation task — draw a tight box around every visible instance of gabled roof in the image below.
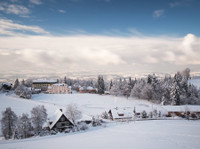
[163,105,200,112]
[48,109,73,129]
[110,107,134,119]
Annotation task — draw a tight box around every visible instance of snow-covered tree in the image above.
[31,105,47,135]
[170,74,181,105]
[97,75,105,94]
[66,104,82,126]
[130,79,145,99]
[15,85,32,99]
[141,83,153,100]
[13,78,19,90]
[1,107,18,139]
[109,80,113,90]
[15,114,32,139]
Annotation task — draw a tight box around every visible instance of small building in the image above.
[104,91,110,95]
[32,79,57,91]
[79,86,97,93]
[0,83,12,92]
[48,109,74,132]
[47,83,71,94]
[108,107,134,121]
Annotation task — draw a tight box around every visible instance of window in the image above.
[56,123,61,127]
[60,117,65,122]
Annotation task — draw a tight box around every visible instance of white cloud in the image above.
[29,0,42,5]
[0,18,49,36]
[58,9,66,13]
[0,3,30,17]
[128,28,143,36]
[153,9,165,18]
[169,2,181,8]
[0,33,200,74]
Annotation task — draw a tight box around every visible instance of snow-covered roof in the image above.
[87,86,94,90]
[104,91,110,94]
[52,83,68,86]
[111,108,134,119]
[2,83,12,86]
[163,105,200,112]
[48,109,72,129]
[33,79,57,83]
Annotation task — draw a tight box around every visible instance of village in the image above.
[1,77,200,140]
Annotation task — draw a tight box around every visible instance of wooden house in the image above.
[48,109,74,132]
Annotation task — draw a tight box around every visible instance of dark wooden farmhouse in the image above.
[48,109,74,132]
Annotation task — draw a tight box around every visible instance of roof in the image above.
[163,105,200,112]
[33,79,57,84]
[110,107,134,119]
[48,109,73,129]
[52,83,68,86]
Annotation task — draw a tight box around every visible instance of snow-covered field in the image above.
[0,120,200,149]
[32,93,165,116]
[1,93,200,149]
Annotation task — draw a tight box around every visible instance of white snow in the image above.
[1,93,200,149]
[0,120,200,149]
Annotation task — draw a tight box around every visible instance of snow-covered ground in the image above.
[32,93,166,116]
[1,93,200,149]
[0,120,200,149]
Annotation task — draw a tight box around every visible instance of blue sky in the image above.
[0,0,200,77]
[1,0,200,36]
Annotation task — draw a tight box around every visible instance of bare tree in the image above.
[65,104,82,126]
[1,107,18,140]
[16,114,32,139]
[31,105,47,135]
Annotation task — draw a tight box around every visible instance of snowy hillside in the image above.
[32,93,165,116]
[1,120,200,149]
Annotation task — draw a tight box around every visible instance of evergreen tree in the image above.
[13,78,19,90]
[1,107,18,139]
[170,74,181,105]
[64,76,67,84]
[109,80,113,90]
[97,75,105,94]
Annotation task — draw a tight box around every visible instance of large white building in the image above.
[47,83,71,94]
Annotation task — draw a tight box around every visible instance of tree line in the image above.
[109,68,200,105]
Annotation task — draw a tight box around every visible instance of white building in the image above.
[48,83,71,94]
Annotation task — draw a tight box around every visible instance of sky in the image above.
[0,0,200,78]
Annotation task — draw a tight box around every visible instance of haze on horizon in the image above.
[0,0,200,78]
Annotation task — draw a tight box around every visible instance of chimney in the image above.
[60,109,62,112]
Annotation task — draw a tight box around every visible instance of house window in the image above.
[56,123,62,127]
[65,122,69,126]
[60,117,65,122]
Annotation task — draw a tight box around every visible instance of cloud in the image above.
[0,18,49,36]
[153,9,165,18]
[0,3,30,17]
[169,0,194,8]
[58,9,66,13]
[169,1,181,8]
[29,0,42,5]
[128,28,143,36]
[0,33,200,74]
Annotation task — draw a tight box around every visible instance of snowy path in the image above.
[0,120,200,149]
